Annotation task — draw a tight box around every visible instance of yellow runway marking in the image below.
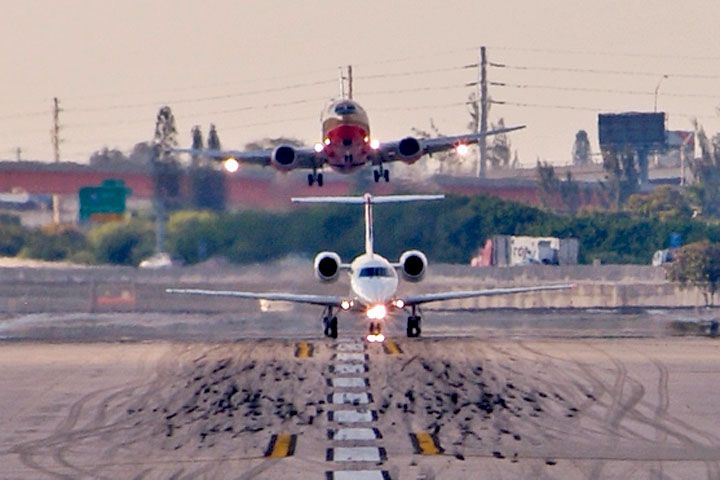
[383,339,402,355]
[410,432,442,455]
[265,433,297,458]
[295,341,313,358]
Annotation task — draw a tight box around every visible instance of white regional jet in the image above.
[166,194,572,341]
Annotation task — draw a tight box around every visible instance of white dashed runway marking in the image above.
[326,338,393,479]
[329,409,377,423]
[330,427,381,441]
[335,352,367,362]
[325,471,391,480]
[333,363,366,374]
[331,377,368,388]
[328,446,387,462]
[331,392,372,405]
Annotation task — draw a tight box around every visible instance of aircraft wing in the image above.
[171,147,320,169]
[378,125,525,161]
[402,283,573,306]
[166,288,343,307]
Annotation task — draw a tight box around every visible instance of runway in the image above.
[0,311,719,479]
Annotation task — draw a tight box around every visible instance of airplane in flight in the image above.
[167,194,572,342]
[174,99,525,186]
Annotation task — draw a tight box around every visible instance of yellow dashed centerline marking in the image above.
[295,341,313,358]
[382,339,402,355]
[410,432,443,455]
[265,433,297,458]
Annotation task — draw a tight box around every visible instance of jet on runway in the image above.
[167,194,571,341]
[174,99,524,186]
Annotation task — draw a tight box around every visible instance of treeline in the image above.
[4,194,719,267]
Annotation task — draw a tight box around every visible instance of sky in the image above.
[2,0,720,168]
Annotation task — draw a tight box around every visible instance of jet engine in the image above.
[399,250,427,282]
[397,136,424,163]
[271,145,297,171]
[314,251,342,282]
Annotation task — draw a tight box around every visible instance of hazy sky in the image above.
[2,0,720,167]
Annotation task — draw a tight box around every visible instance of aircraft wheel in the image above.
[383,169,390,182]
[406,316,421,337]
[329,316,338,339]
[373,170,380,182]
[317,173,324,187]
[308,173,315,186]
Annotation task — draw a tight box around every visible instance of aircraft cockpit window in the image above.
[334,102,356,115]
[359,267,391,278]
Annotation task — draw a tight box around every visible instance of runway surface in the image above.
[0,309,719,479]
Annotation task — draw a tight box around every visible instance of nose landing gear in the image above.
[322,306,337,338]
[373,165,390,183]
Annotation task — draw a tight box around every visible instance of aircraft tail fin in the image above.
[292,193,444,255]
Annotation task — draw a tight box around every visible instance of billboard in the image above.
[598,112,666,147]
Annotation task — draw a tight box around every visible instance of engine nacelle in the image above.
[271,145,297,171]
[399,250,427,282]
[397,136,423,163]
[314,251,342,283]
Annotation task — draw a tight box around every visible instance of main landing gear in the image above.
[322,306,337,339]
[307,171,324,187]
[373,165,390,183]
[406,305,422,338]
[368,322,382,336]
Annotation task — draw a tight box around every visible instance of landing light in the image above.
[370,139,380,150]
[341,299,352,310]
[456,144,469,156]
[314,143,324,153]
[366,304,387,320]
[366,333,386,343]
[223,158,240,173]
[324,137,331,145]
[393,299,405,309]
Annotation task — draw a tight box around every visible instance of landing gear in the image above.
[307,171,324,187]
[368,322,382,336]
[322,306,337,338]
[406,306,421,337]
[373,166,390,183]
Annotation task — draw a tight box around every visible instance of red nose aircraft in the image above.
[175,99,524,186]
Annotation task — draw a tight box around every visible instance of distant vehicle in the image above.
[167,194,571,341]
[174,99,524,186]
[472,235,579,267]
[652,249,674,266]
[139,252,173,269]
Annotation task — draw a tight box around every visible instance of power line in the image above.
[489,81,720,99]
[355,64,476,80]
[358,84,471,96]
[490,62,720,80]
[68,79,337,113]
[491,99,720,119]
[486,45,720,62]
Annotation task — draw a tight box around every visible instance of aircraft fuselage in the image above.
[320,100,375,173]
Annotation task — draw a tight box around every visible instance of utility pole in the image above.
[51,97,62,224]
[339,66,346,99]
[52,97,62,163]
[15,147,21,161]
[477,47,489,178]
[347,65,353,100]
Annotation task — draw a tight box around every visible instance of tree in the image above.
[190,125,204,169]
[572,130,592,166]
[536,161,580,214]
[689,127,720,217]
[488,118,511,170]
[601,145,639,209]
[625,186,692,222]
[189,124,226,211]
[665,241,720,306]
[152,106,183,207]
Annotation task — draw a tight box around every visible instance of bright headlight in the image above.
[366,304,387,320]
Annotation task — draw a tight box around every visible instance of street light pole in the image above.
[654,75,668,112]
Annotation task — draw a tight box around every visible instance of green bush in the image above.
[0,223,29,256]
[89,219,155,266]
[21,225,89,261]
